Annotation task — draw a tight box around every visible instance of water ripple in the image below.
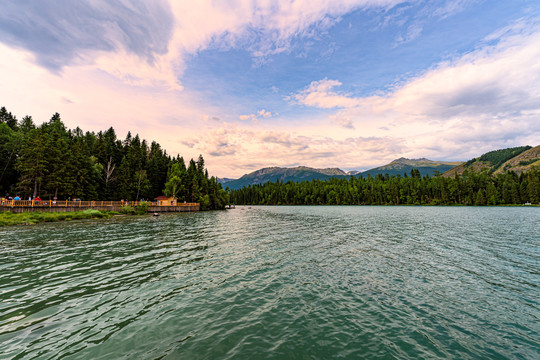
[0,207,539,359]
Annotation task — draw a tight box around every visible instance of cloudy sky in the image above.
[1,0,539,177]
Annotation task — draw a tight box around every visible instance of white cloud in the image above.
[1,0,410,178]
[2,2,539,178]
[394,22,423,46]
[432,0,478,20]
[258,109,272,118]
[185,125,405,175]
[3,0,407,93]
[382,22,540,120]
[291,79,361,108]
[290,19,540,161]
[239,109,273,123]
[330,114,355,129]
[378,1,479,46]
[105,0,406,87]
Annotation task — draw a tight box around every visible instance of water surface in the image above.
[0,206,539,359]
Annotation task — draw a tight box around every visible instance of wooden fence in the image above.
[0,200,200,213]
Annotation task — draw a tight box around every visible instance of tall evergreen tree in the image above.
[43,113,75,198]
[0,123,20,194]
[0,106,18,131]
[16,128,48,198]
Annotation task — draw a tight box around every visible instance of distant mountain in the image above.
[313,167,348,176]
[223,159,461,189]
[357,158,461,178]
[443,145,537,177]
[217,177,236,184]
[223,146,540,190]
[223,166,347,189]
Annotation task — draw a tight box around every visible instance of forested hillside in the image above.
[360,158,461,178]
[0,107,228,209]
[443,146,534,176]
[494,145,540,174]
[229,168,540,206]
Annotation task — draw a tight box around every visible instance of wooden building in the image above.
[154,196,177,206]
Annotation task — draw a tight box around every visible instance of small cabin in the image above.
[154,196,177,206]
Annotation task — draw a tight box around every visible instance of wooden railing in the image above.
[0,200,199,208]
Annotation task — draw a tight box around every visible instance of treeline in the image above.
[229,168,540,206]
[0,107,228,210]
[466,145,531,170]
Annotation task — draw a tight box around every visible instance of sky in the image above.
[1,0,539,178]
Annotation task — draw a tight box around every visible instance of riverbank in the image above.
[0,209,117,227]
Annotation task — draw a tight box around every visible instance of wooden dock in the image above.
[0,200,200,213]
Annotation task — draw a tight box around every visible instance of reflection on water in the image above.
[0,206,539,359]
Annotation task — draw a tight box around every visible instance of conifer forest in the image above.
[228,168,540,206]
[0,107,229,210]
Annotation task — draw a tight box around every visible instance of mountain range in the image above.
[221,145,540,189]
[221,158,461,190]
[220,166,349,190]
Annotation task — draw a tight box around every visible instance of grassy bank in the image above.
[0,209,117,227]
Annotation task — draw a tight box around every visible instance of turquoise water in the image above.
[0,206,538,359]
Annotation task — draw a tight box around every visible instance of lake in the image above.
[0,206,539,359]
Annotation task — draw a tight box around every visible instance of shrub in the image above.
[120,205,136,215]
[135,202,149,215]
[81,209,103,218]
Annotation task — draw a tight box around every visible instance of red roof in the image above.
[154,196,169,200]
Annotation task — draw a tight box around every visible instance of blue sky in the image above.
[1,0,539,177]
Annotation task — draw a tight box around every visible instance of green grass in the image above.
[0,209,116,227]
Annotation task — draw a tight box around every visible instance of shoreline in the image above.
[0,209,119,227]
[0,207,207,228]
[2,204,536,227]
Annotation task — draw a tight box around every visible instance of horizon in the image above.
[220,156,470,179]
[1,1,540,178]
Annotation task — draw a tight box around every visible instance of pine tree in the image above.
[0,107,18,130]
[0,123,20,194]
[43,113,75,198]
[19,115,35,133]
[16,128,48,198]
[527,170,540,204]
